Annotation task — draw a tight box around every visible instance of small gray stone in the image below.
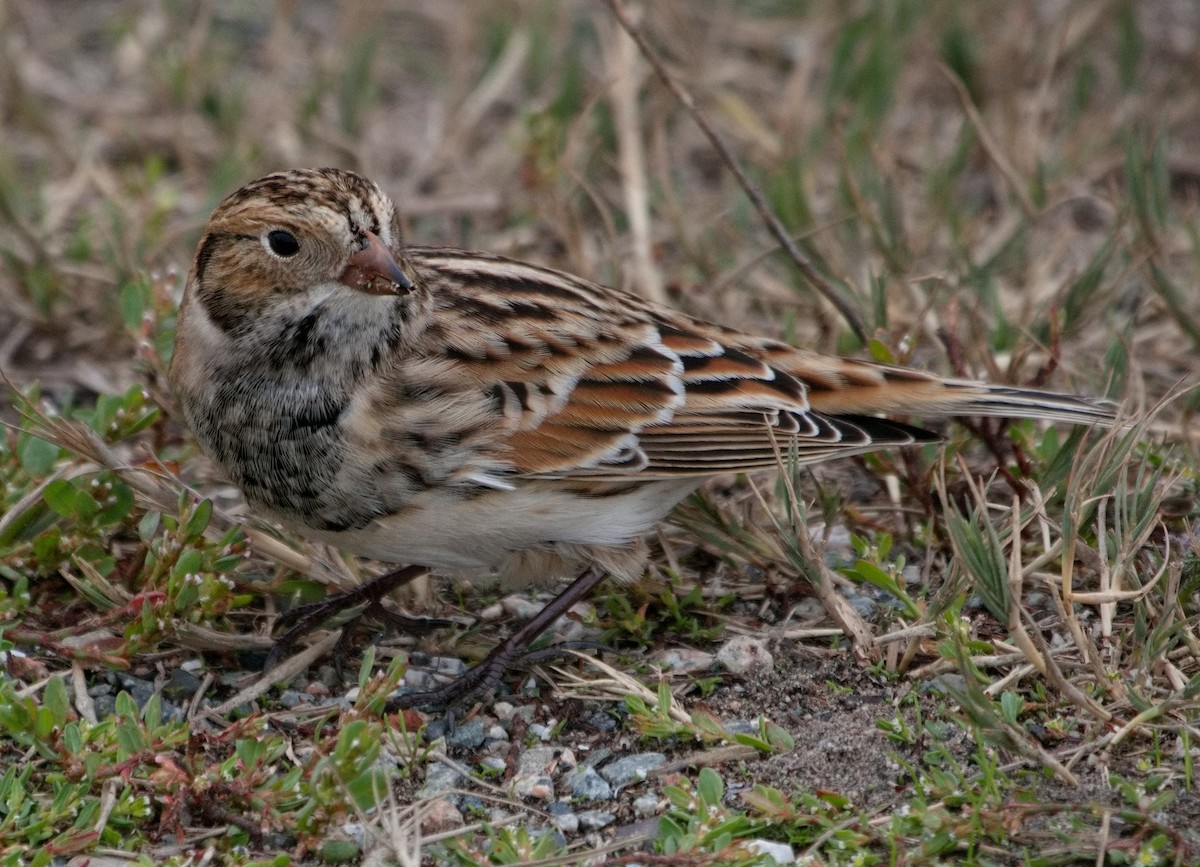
[419,797,464,833]
[515,746,557,777]
[113,674,155,708]
[480,756,507,775]
[418,763,464,799]
[920,674,966,696]
[632,793,659,817]
[277,690,309,709]
[426,656,469,677]
[790,598,824,620]
[565,766,612,801]
[551,811,579,834]
[584,711,618,732]
[446,719,488,751]
[845,593,878,619]
[716,636,774,676]
[546,801,578,833]
[598,753,666,788]
[722,718,760,736]
[582,747,612,768]
[92,694,116,719]
[341,821,369,848]
[162,667,202,703]
[512,774,554,801]
[402,669,438,691]
[528,723,552,740]
[576,810,615,831]
[512,746,558,801]
[653,647,716,673]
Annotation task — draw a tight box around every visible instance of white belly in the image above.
[296,477,700,586]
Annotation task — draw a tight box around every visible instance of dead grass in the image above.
[1,1,1199,864]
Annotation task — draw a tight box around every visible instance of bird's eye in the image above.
[266,230,300,258]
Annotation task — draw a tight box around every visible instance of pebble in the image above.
[162,667,202,703]
[790,598,825,620]
[576,810,616,831]
[546,800,578,834]
[501,595,543,620]
[582,747,612,768]
[583,710,618,732]
[417,763,464,799]
[305,680,331,698]
[515,746,557,777]
[480,756,507,775]
[551,811,579,834]
[716,636,774,676]
[512,746,558,801]
[599,753,666,788]
[632,793,659,817]
[513,777,554,801]
[445,718,488,751]
[747,839,796,863]
[419,797,464,834]
[528,723,552,740]
[278,690,309,709]
[919,674,966,696]
[653,647,716,673]
[565,766,612,801]
[420,655,470,677]
[845,593,879,619]
[722,718,761,736]
[113,673,155,708]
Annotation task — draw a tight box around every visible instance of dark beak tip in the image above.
[341,230,414,296]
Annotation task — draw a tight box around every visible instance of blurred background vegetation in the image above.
[2,1,1199,863]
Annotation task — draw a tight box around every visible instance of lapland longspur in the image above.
[170,168,1115,709]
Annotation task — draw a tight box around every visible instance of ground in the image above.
[1,2,1199,865]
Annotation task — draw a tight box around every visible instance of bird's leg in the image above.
[387,567,608,716]
[265,564,449,671]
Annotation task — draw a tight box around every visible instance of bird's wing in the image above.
[408,247,1114,481]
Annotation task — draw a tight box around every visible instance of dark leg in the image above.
[387,567,608,715]
[265,565,449,671]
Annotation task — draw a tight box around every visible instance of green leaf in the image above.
[43,479,83,518]
[97,480,135,525]
[999,691,1023,725]
[696,766,723,808]
[43,676,70,729]
[181,499,213,542]
[19,435,60,476]
[344,767,389,811]
[866,336,895,363]
[138,511,161,544]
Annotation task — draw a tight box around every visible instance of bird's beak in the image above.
[339,231,414,295]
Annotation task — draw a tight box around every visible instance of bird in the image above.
[169,167,1116,711]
